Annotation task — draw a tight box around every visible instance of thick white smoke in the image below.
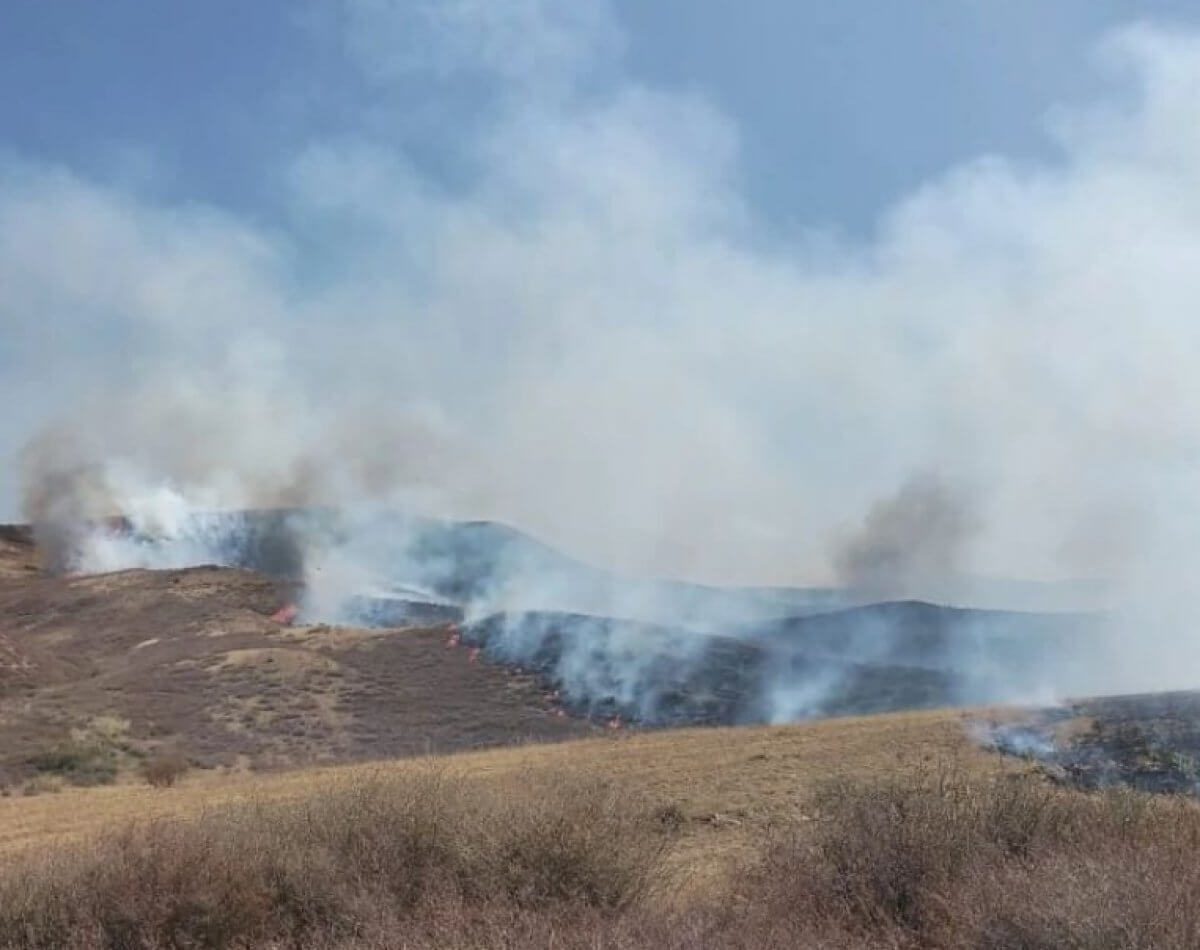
[4,7,1200,701]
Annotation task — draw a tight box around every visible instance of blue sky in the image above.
[5,1,1200,593]
[5,0,1197,232]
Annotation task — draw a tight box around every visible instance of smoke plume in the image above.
[5,6,1200,713]
[834,473,978,597]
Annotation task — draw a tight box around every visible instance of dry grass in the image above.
[3,755,1200,949]
[0,767,671,949]
[0,709,999,859]
[745,766,1200,949]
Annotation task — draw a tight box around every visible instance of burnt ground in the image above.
[978,691,1200,795]
[0,513,1121,791]
[43,509,1103,729]
[461,610,958,725]
[0,528,592,789]
[460,604,1091,726]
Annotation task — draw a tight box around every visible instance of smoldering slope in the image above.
[43,502,1099,725]
[8,7,1200,718]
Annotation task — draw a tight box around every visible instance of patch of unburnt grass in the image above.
[5,764,1200,948]
[0,767,671,949]
[740,765,1200,948]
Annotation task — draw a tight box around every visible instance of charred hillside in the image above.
[25,507,1105,729]
[461,602,1091,726]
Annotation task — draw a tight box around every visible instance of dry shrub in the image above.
[0,767,671,949]
[6,762,1200,949]
[312,903,863,950]
[490,771,662,907]
[141,753,190,788]
[20,775,63,797]
[741,766,1200,949]
[957,791,1200,950]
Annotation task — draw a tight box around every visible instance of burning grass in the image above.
[4,758,1200,948]
[976,691,1200,797]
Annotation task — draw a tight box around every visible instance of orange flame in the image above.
[270,604,299,625]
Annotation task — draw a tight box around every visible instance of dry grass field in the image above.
[4,719,1200,949]
[0,708,1008,859]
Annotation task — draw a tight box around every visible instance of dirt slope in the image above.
[0,529,592,787]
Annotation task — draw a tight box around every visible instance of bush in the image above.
[740,767,1200,948]
[27,740,118,787]
[0,768,671,949]
[6,764,1200,949]
[19,776,62,797]
[141,753,189,788]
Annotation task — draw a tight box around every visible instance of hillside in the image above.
[460,600,1092,724]
[41,508,1101,726]
[0,512,1110,791]
[0,527,591,788]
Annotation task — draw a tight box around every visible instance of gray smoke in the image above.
[834,473,979,598]
[19,426,120,572]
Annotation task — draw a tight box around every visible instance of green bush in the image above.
[27,740,118,787]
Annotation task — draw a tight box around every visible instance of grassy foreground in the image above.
[0,710,983,856]
[5,757,1200,948]
[4,712,1200,948]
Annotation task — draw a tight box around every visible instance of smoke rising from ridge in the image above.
[5,7,1200,706]
[834,473,979,597]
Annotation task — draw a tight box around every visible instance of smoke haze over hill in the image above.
[7,4,1200,706]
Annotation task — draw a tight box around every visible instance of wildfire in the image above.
[270,603,299,625]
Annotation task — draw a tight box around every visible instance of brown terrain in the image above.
[0,524,592,789]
